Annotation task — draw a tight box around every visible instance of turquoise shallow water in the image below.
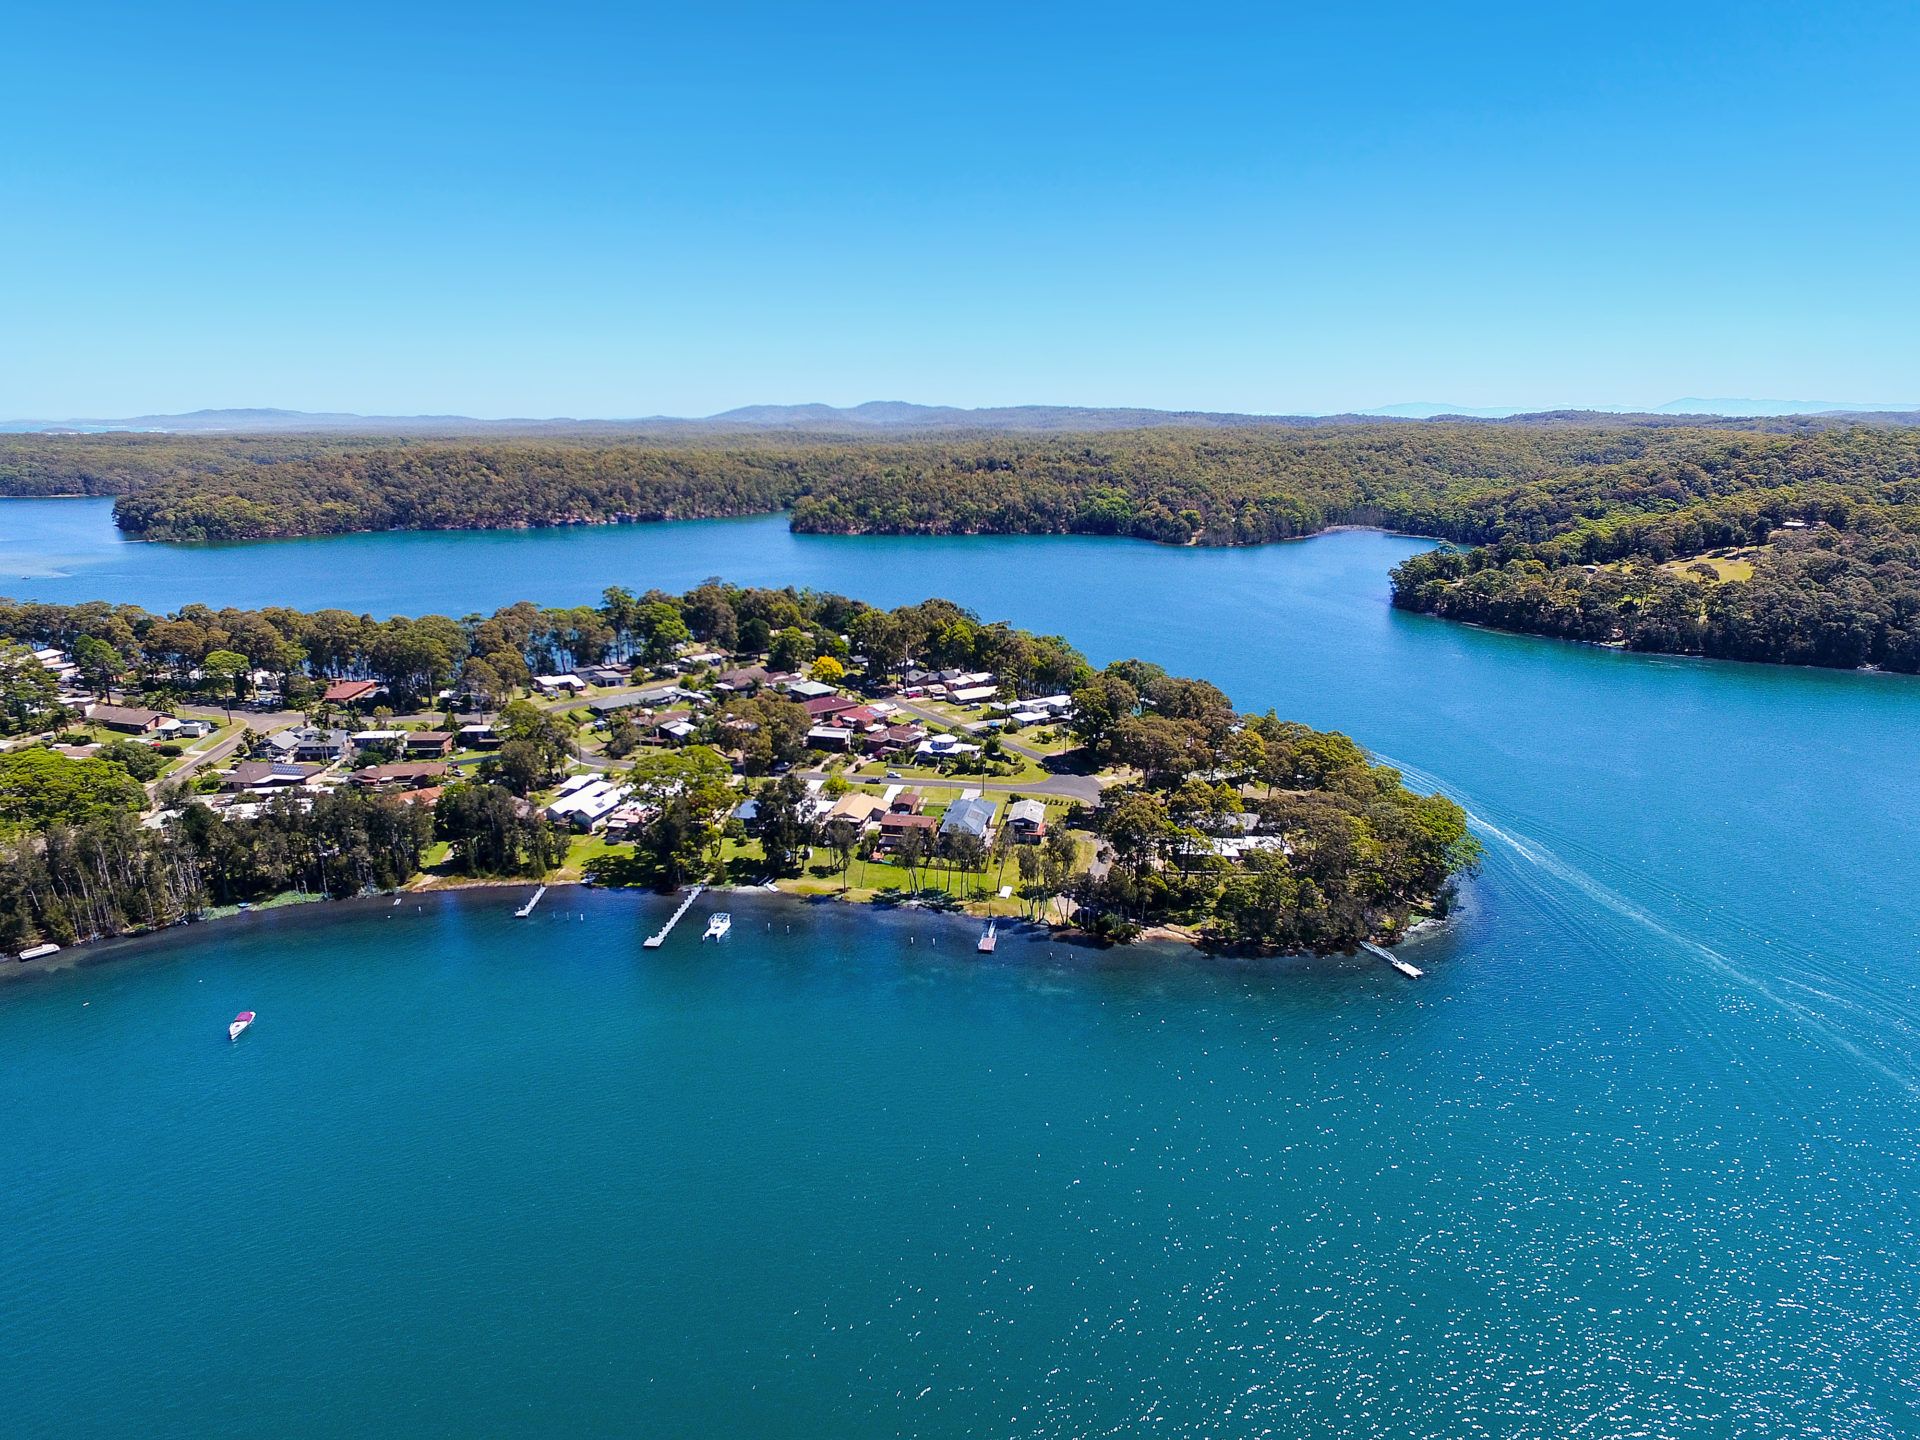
[2,501,1917,1436]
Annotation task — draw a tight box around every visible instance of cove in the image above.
[1,499,1918,1436]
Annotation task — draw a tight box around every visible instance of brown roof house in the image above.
[88,704,167,734]
[349,761,450,790]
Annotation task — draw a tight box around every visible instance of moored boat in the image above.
[977,920,997,953]
[703,912,732,941]
[228,1011,256,1041]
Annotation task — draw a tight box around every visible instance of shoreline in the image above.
[15,495,1436,554]
[4,872,1460,985]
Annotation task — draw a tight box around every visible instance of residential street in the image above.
[150,704,306,793]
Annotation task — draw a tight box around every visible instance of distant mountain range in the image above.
[5,398,1919,436]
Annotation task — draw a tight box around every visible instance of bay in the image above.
[1,499,1916,1437]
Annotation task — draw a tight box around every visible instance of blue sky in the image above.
[4,2,1919,417]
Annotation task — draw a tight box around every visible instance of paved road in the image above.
[153,704,307,792]
[800,766,1105,804]
[886,696,1064,764]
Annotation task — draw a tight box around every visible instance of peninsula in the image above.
[0,582,1475,961]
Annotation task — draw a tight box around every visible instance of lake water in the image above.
[2,499,1917,1437]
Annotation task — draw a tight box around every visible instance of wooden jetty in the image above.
[643,884,705,948]
[1361,939,1423,979]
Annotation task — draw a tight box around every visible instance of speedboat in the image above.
[977,920,998,953]
[229,1011,256,1041]
[703,912,732,941]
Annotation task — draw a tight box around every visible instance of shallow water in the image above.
[1,500,1916,1436]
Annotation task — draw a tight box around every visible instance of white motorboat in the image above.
[228,1010,256,1041]
[703,912,733,941]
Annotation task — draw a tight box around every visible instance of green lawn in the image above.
[847,753,1050,784]
[781,849,1011,904]
[1007,727,1082,758]
[557,834,625,879]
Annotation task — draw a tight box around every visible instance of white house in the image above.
[545,777,629,831]
[916,733,981,760]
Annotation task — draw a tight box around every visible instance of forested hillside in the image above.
[9,421,1920,669]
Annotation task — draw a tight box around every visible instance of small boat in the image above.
[228,1011,256,1041]
[977,920,998,953]
[702,912,732,941]
[16,942,61,962]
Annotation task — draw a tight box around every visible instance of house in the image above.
[915,733,980,760]
[803,694,861,722]
[807,724,857,751]
[550,789,622,830]
[602,803,655,840]
[458,722,501,747]
[580,664,629,686]
[323,679,381,706]
[533,673,589,696]
[401,731,454,757]
[939,796,997,841]
[158,717,215,739]
[877,811,939,849]
[949,684,999,705]
[222,760,320,790]
[825,792,887,828]
[349,761,449,790]
[350,729,407,749]
[545,778,629,831]
[889,789,923,814]
[783,679,837,701]
[1206,834,1290,861]
[713,666,770,693]
[264,727,349,763]
[730,797,760,823]
[646,710,697,745]
[866,723,926,756]
[32,647,77,683]
[1006,798,1048,841]
[88,704,166,734]
[588,686,677,716]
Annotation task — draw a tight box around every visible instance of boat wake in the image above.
[1384,755,1920,1101]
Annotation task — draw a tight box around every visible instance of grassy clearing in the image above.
[1660,550,1758,582]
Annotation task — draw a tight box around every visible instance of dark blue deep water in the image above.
[2,500,1916,1437]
